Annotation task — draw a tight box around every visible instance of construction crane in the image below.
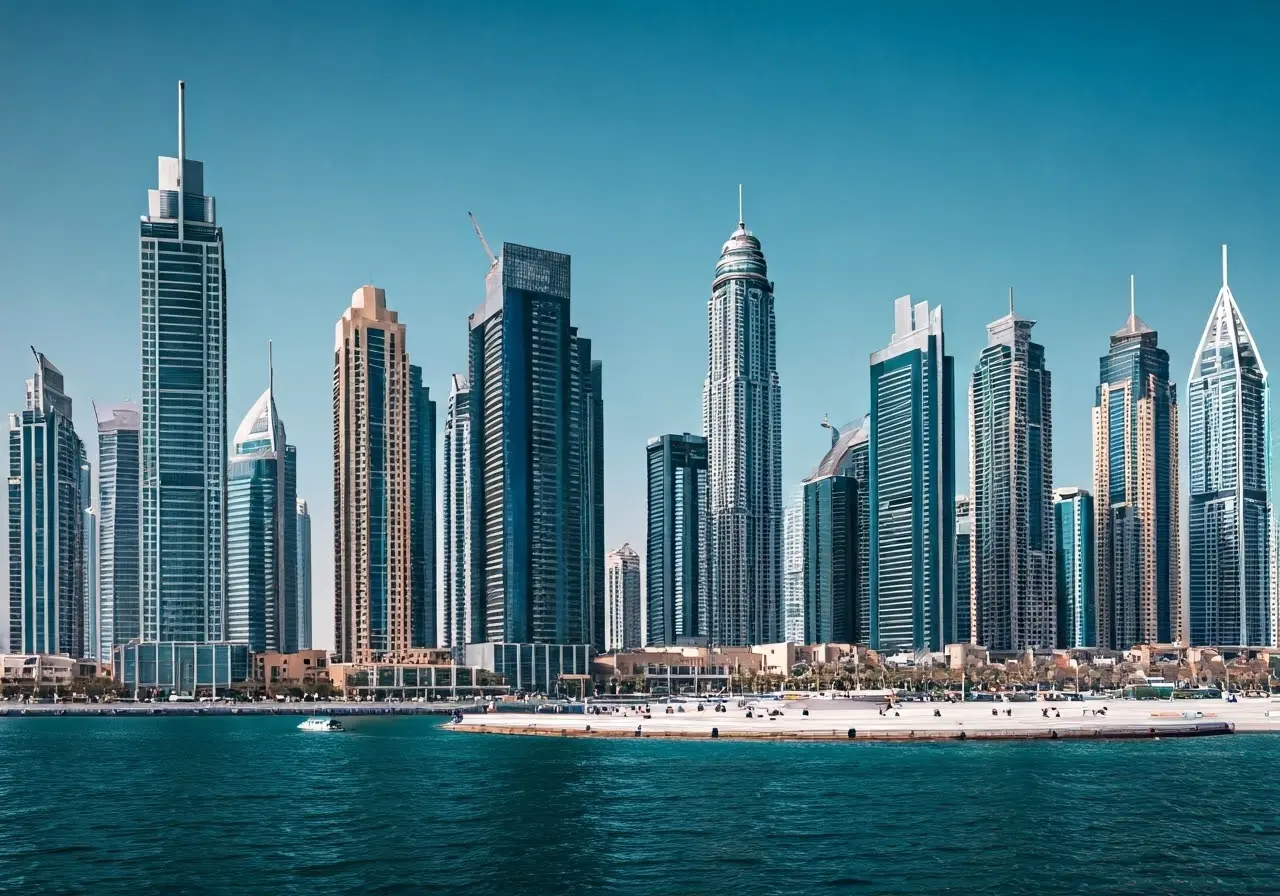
[821,413,839,447]
[468,211,498,269]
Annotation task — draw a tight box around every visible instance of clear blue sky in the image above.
[2,2,1278,651]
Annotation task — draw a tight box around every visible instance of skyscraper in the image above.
[703,198,783,646]
[226,362,296,653]
[645,433,709,647]
[1188,246,1271,647]
[466,242,595,647]
[296,498,312,650]
[408,365,437,648]
[869,296,955,653]
[81,462,97,659]
[1093,276,1180,649]
[442,373,472,651]
[1054,487,1096,649]
[783,487,805,644]
[581,345,606,655]
[96,403,141,659]
[969,294,1054,651]
[333,286,413,662]
[802,417,869,644]
[140,81,227,643]
[955,496,972,643]
[8,350,86,656]
[605,543,642,651]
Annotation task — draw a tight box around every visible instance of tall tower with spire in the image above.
[968,289,1054,650]
[227,345,298,652]
[1187,246,1271,646]
[140,81,228,643]
[703,188,783,646]
[1092,275,1180,649]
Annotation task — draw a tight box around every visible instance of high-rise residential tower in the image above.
[581,346,606,655]
[969,293,1054,651]
[140,82,227,643]
[81,462,97,659]
[802,417,869,644]
[605,543,642,651]
[645,433,709,647]
[465,243,597,648]
[703,197,783,646]
[408,365,437,649]
[295,498,312,650]
[1093,276,1180,649]
[869,296,956,653]
[227,360,297,653]
[1054,487,1096,649]
[783,487,805,644]
[442,373,472,651]
[8,351,86,656]
[96,403,141,659]
[333,286,413,662]
[1188,247,1271,647]
[955,496,972,643]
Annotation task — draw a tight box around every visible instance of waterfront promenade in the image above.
[0,700,477,718]
[450,697,1280,740]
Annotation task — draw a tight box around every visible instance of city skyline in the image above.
[4,7,1280,652]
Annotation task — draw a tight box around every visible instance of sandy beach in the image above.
[450,696,1280,741]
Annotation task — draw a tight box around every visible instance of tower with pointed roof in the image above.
[227,349,297,652]
[1092,275,1180,649]
[703,191,783,646]
[969,292,1054,651]
[1187,246,1271,646]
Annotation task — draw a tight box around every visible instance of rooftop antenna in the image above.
[1008,286,1014,317]
[821,413,838,446]
[468,211,498,268]
[738,184,744,228]
[1129,274,1136,330]
[1222,243,1228,288]
[268,339,274,395]
[177,80,186,242]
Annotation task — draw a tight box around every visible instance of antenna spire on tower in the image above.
[1222,243,1229,288]
[268,339,274,394]
[738,184,744,228]
[1129,274,1136,330]
[1008,286,1014,316]
[177,80,186,242]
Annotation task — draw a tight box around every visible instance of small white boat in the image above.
[298,717,344,732]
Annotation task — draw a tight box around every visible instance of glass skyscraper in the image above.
[226,368,296,653]
[1188,247,1271,647]
[295,498,311,650]
[955,496,972,643]
[869,296,956,653]
[605,543,642,651]
[409,365,437,649]
[581,344,606,655]
[8,351,86,656]
[467,243,598,648]
[334,286,413,662]
[96,402,141,659]
[140,82,227,643]
[442,373,472,652]
[783,487,805,644]
[1092,277,1180,649]
[703,207,783,647]
[1054,487,1096,649]
[969,298,1054,650]
[802,417,870,644]
[645,433,709,646]
[81,463,97,659]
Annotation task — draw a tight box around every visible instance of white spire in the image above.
[737,183,744,228]
[1222,243,1229,288]
[1130,274,1135,330]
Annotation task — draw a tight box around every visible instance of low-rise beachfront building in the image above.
[113,641,251,696]
[251,649,331,690]
[1,654,103,688]
[465,643,591,697]
[329,660,506,701]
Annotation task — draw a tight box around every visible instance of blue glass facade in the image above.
[409,365,437,649]
[467,243,596,649]
[97,403,141,658]
[869,297,955,653]
[955,497,972,643]
[1054,488,1096,648]
[140,86,227,644]
[8,352,86,656]
[295,499,312,650]
[1187,251,1271,646]
[114,640,249,695]
[1094,302,1179,648]
[645,433,709,646]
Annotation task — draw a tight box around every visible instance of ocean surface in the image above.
[2,716,1279,895]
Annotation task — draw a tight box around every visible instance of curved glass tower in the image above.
[1187,246,1271,647]
[703,206,782,646]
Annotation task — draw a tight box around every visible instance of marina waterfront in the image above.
[4,714,1280,894]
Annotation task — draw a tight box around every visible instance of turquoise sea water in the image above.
[2,717,1280,895]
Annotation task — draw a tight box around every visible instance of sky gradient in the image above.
[2,2,1278,650]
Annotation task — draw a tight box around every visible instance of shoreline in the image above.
[0,701,472,718]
